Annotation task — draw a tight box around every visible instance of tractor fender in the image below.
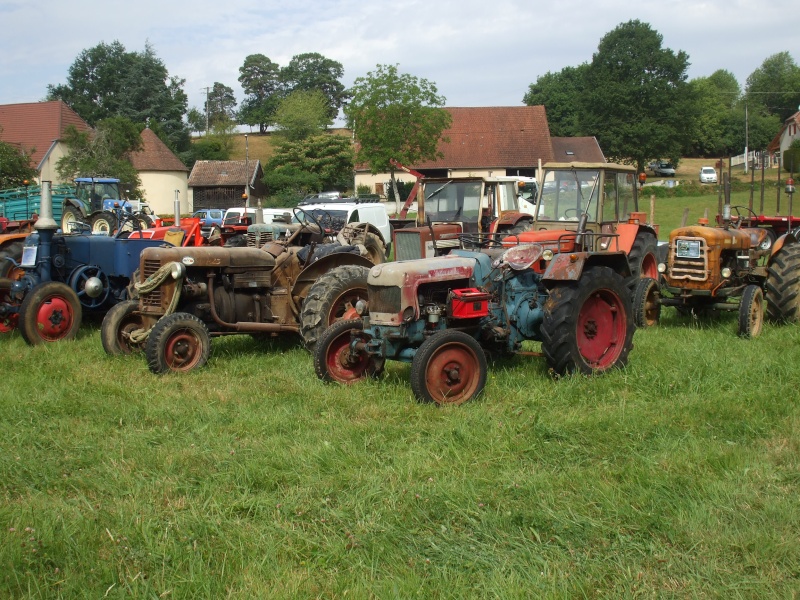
[614,222,658,254]
[770,230,799,260]
[62,198,88,217]
[543,251,631,282]
[492,211,532,233]
[292,252,374,301]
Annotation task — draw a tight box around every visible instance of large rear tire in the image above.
[363,232,386,264]
[541,266,634,375]
[314,319,384,384]
[765,243,800,323]
[90,211,117,235]
[18,281,82,345]
[0,277,19,333]
[145,312,211,374]
[0,241,24,279]
[627,231,658,289]
[738,284,764,338]
[300,264,370,352]
[410,330,487,405]
[61,206,84,233]
[101,300,147,355]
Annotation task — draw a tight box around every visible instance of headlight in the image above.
[171,262,186,280]
[355,299,368,315]
[542,249,554,261]
[657,263,667,273]
[721,267,732,279]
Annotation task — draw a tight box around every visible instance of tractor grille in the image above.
[247,230,273,248]
[140,258,163,307]
[394,231,422,261]
[669,236,709,282]
[368,285,401,314]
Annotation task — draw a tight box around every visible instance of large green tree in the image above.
[272,90,333,142]
[345,63,451,187]
[280,52,348,122]
[238,54,283,133]
[55,117,143,197]
[264,134,354,200]
[206,82,237,130]
[47,41,190,156]
[687,70,741,156]
[523,65,588,137]
[746,52,800,124]
[579,20,694,170]
[0,128,38,188]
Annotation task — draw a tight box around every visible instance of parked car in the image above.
[651,161,676,177]
[191,208,224,235]
[699,167,718,184]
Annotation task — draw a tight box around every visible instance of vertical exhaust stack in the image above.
[34,181,58,281]
[173,190,181,226]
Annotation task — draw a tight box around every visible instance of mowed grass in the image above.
[2,302,800,597]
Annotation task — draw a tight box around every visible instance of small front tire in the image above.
[145,312,211,374]
[101,300,148,355]
[410,330,487,405]
[633,277,661,328]
[738,284,764,338]
[314,319,383,384]
[18,281,82,345]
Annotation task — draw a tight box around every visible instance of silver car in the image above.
[699,167,718,184]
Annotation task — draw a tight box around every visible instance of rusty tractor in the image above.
[314,223,636,405]
[101,207,386,373]
[633,203,800,337]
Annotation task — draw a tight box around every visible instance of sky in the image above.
[1,0,797,126]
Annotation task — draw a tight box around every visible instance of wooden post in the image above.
[681,207,689,227]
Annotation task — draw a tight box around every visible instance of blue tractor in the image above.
[0,183,176,344]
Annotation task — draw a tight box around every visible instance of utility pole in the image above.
[202,86,211,135]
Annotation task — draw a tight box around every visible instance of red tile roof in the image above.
[551,136,606,163]
[0,101,91,169]
[408,106,554,170]
[130,128,188,172]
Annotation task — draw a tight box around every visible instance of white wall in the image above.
[139,171,189,216]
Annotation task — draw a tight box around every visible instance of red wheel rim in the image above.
[640,253,658,279]
[164,329,204,371]
[576,289,626,369]
[325,328,370,383]
[327,288,367,326]
[35,295,76,341]
[424,343,481,405]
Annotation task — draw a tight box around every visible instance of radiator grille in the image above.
[368,285,401,314]
[247,230,273,248]
[394,231,422,261]
[141,259,163,307]
[669,237,709,281]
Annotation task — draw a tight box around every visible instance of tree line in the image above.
[3,22,798,199]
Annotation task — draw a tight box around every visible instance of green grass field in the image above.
[2,183,800,597]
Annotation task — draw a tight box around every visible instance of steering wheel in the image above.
[293,206,323,233]
[730,205,758,229]
[562,208,579,219]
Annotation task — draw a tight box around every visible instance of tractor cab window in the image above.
[538,170,600,222]
[602,174,618,222]
[617,172,636,219]
[424,181,481,223]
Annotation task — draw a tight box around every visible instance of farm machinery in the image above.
[0,183,210,344]
[314,186,638,404]
[632,202,800,337]
[100,207,387,374]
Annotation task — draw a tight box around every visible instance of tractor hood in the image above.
[669,225,760,251]
[141,245,276,269]
[367,255,476,288]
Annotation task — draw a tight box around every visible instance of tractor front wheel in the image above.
[301,265,369,352]
[633,277,661,328]
[410,330,487,405]
[90,211,117,235]
[101,300,148,355]
[541,266,634,375]
[314,319,383,384]
[145,312,210,374]
[738,284,764,338]
[0,277,19,333]
[18,281,82,345]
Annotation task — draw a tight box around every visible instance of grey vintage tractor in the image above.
[314,230,636,405]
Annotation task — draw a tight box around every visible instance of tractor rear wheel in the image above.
[0,277,19,333]
[101,300,147,355]
[18,281,82,345]
[363,232,386,264]
[627,232,658,289]
[61,206,83,233]
[0,241,24,279]
[410,330,487,405]
[314,319,384,384]
[765,243,800,323]
[633,277,661,328]
[301,265,369,352]
[738,284,764,338]
[90,211,118,235]
[541,266,634,375]
[145,312,210,374]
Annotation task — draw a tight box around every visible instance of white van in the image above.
[223,207,293,226]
